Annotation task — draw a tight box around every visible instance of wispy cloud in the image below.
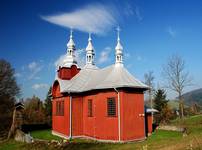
[98,47,112,64]
[41,4,117,35]
[125,52,131,59]
[54,54,66,69]
[75,49,86,67]
[124,3,134,17]
[134,6,143,21]
[32,83,49,90]
[27,61,43,80]
[123,2,142,22]
[166,26,176,38]
[137,55,143,61]
[14,73,22,78]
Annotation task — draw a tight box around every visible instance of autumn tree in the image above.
[162,55,192,118]
[0,59,20,137]
[24,95,46,124]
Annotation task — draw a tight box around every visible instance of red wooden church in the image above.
[51,30,151,142]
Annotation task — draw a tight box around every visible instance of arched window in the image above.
[52,81,61,98]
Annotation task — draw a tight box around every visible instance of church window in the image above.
[56,100,64,116]
[107,98,116,117]
[88,99,93,117]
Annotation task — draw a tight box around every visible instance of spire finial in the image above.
[116,26,120,41]
[70,28,73,38]
[88,32,92,41]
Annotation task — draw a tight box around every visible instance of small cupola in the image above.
[86,33,95,65]
[84,33,98,69]
[62,29,78,67]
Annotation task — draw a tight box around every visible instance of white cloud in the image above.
[32,83,49,90]
[167,26,176,38]
[27,61,43,80]
[98,47,112,64]
[54,49,86,69]
[28,62,37,71]
[54,54,66,68]
[75,49,86,67]
[41,4,117,35]
[14,73,22,78]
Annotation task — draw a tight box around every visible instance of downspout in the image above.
[143,91,146,138]
[114,88,121,142]
[69,93,72,139]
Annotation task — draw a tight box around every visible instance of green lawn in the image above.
[1,115,202,150]
[30,129,62,141]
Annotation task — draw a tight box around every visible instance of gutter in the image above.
[114,88,121,142]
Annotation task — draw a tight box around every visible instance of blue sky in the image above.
[0,0,202,100]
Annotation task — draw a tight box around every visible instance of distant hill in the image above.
[145,88,202,110]
[182,88,202,106]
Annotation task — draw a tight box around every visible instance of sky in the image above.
[0,0,202,100]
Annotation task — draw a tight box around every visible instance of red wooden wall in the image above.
[72,97,83,136]
[120,91,145,141]
[52,86,146,141]
[57,65,80,80]
[52,81,70,136]
[82,91,118,140]
[146,113,153,134]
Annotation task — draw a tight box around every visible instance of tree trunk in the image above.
[149,89,153,123]
[7,108,16,139]
[179,93,184,118]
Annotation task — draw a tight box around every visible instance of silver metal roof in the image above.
[55,65,149,93]
[146,108,159,113]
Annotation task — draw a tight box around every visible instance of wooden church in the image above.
[51,29,151,142]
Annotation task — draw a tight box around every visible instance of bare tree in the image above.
[162,55,192,118]
[144,71,155,121]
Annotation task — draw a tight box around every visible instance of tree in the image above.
[153,89,172,123]
[162,55,192,118]
[144,71,155,121]
[0,59,20,98]
[44,86,52,126]
[24,95,46,124]
[0,59,20,138]
[154,89,167,112]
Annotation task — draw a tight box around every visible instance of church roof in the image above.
[56,65,148,93]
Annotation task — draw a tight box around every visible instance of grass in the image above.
[1,115,202,150]
[30,129,62,141]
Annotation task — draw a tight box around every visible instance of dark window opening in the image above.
[88,99,93,117]
[107,98,116,117]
